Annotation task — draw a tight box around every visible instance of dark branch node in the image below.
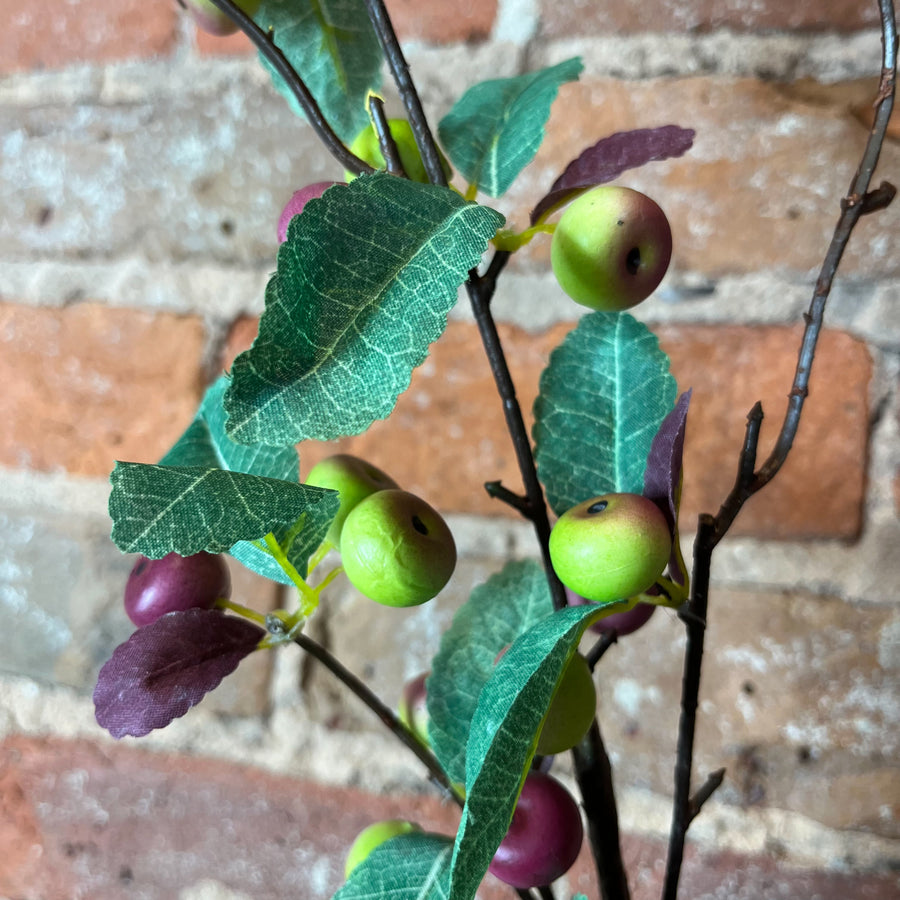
[688,768,727,822]
[484,480,532,515]
[861,181,897,214]
[585,630,618,670]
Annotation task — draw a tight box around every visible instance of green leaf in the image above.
[334,831,453,899]
[533,312,677,516]
[109,463,339,558]
[447,603,619,900]
[256,0,382,143]
[159,376,321,583]
[437,58,583,198]
[224,174,504,446]
[161,375,298,478]
[427,559,553,787]
[228,505,334,584]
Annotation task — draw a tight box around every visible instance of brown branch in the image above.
[662,3,897,897]
[289,627,464,806]
[584,630,618,670]
[688,768,726,823]
[572,722,632,900]
[201,0,373,174]
[368,94,408,177]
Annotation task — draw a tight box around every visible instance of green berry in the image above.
[549,493,672,603]
[305,454,399,547]
[551,185,672,311]
[340,489,456,607]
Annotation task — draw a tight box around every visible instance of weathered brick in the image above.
[0,302,206,476]
[313,579,900,839]
[5,73,894,278]
[0,735,500,900]
[0,78,335,266]
[537,0,880,37]
[662,324,871,540]
[192,0,498,55]
[387,0,498,43]
[1,0,177,74]
[194,27,255,57]
[1,735,897,898]
[221,319,870,540]
[510,77,900,278]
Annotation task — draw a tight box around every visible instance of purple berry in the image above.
[277,182,341,243]
[124,552,232,627]
[566,586,656,636]
[489,771,583,889]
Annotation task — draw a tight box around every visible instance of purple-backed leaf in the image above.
[530,125,695,224]
[94,608,265,738]
[644,389,692,532]
[644,390,691,587]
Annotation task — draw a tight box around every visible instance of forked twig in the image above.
[662,3,897,897]
[202,0,373,173]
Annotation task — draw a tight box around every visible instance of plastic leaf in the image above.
[427,559,554,786]
[161,375,299,480]
[224,174,504,446]
[159,377,316,583]
[437,58,583,198]
[644,389,692,534]
[93,609,265,738]
[530,125,696,223]
[228,510,333,585]
[256,0,382,143]
[109,462,339,558]
[447,603,618,900]
[334,831,453,899]
[533,312,677,515]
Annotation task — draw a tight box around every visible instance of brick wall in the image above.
[1,1,898,898]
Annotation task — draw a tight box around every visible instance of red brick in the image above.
[0,302,206,477]
[513,77,900,279]
[2,735,897,899]
[538,0,880,37]
[0,735,502,900]
[1,0,177,74]
[193,0,497,55]
[223,318,870,540]
[387,0,497,43]
[663,325,871,540]
[194,23,255,56]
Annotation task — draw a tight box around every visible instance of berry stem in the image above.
[262,533,319,616]
[214,597,268,626]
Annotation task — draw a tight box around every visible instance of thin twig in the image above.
[585,630,618,670]
[710,0,897,546]
[662,3,897,897]
[688,768,726,823]
[202,0,374,174]
[484,480,532,515]
[360,0,566,615]
[368,94,408,177]
[292,630,464,805]
[571,722,631,900]
[361,0,449,186]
